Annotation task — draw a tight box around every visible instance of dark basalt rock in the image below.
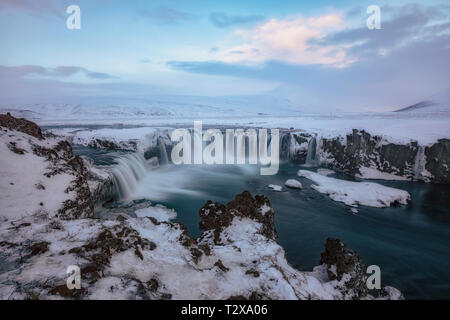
[320,238,368,298]
[8,141,25,154]
[199,191,276,244]
[0,112,43,139]
[28,241,50,256]
[321,129,418,178]
[425,139,450,184]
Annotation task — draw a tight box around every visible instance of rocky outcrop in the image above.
[320,129,418,178]
[320,238,403,299]
[317,130,450,184]
[0,112,43,139]
[320,238,369,298]
[199,191,276,244]
[424,139,450,184]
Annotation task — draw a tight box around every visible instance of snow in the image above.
[357,167,408,181]
[2,96,449,145]
[71,127,164,152]
[285,179,302,189]
[268,184,283,192]
[298,170,411,208]
[259,204,272,216]
[134,204,177,222]
[395,88,450,113]
[0,129,75,221]
[317,168,335,176]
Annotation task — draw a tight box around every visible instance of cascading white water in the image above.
[111,153,150,200]
[413,145,425,180]
[305,136,318,166]
[158,137,169,165]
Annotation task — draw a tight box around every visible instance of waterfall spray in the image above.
[111,153,150,200]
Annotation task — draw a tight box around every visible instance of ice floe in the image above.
[298,170,410,208]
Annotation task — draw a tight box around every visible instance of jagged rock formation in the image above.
[0,112,43,140]
[199,191,276,244]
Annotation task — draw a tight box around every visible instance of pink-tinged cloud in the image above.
[216,13,355,67]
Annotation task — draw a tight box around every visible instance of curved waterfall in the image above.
[111,153,150,200]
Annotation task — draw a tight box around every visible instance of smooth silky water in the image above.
[74,145,450,299]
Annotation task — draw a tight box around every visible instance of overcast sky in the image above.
[1,0,449,112]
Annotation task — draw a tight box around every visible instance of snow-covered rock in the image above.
[267,184,283,192]
[134,205,177,222]
[285,179,302,189]
[0,189,403,300]
[317,168,335,176]
[298,170,410,208]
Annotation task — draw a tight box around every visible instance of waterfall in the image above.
[413,145,425,180]
[305,136,318,166]
[158,137,169,165]
[111,153,150,200]
[280,133,291,161]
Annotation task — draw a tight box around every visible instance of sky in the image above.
[0,0,449,112]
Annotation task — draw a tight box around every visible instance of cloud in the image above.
[0,65,117,80]
[213,13,351,66]
[0,0,64,19]
[167,4,450,111]
[140,6,192,24]
[210,12,264,28]
[318,4,449,61]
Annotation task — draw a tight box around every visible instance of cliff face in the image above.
[424,139,450,184]
[309,129,449,184]
[319,130,418,178]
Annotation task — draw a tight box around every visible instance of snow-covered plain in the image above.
[297,170,411,208]
[2,95,450,145]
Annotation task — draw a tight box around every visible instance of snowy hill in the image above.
[395,89,450,113]
[0,95,302,122]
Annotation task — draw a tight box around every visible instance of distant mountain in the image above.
[394,89,450,112]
